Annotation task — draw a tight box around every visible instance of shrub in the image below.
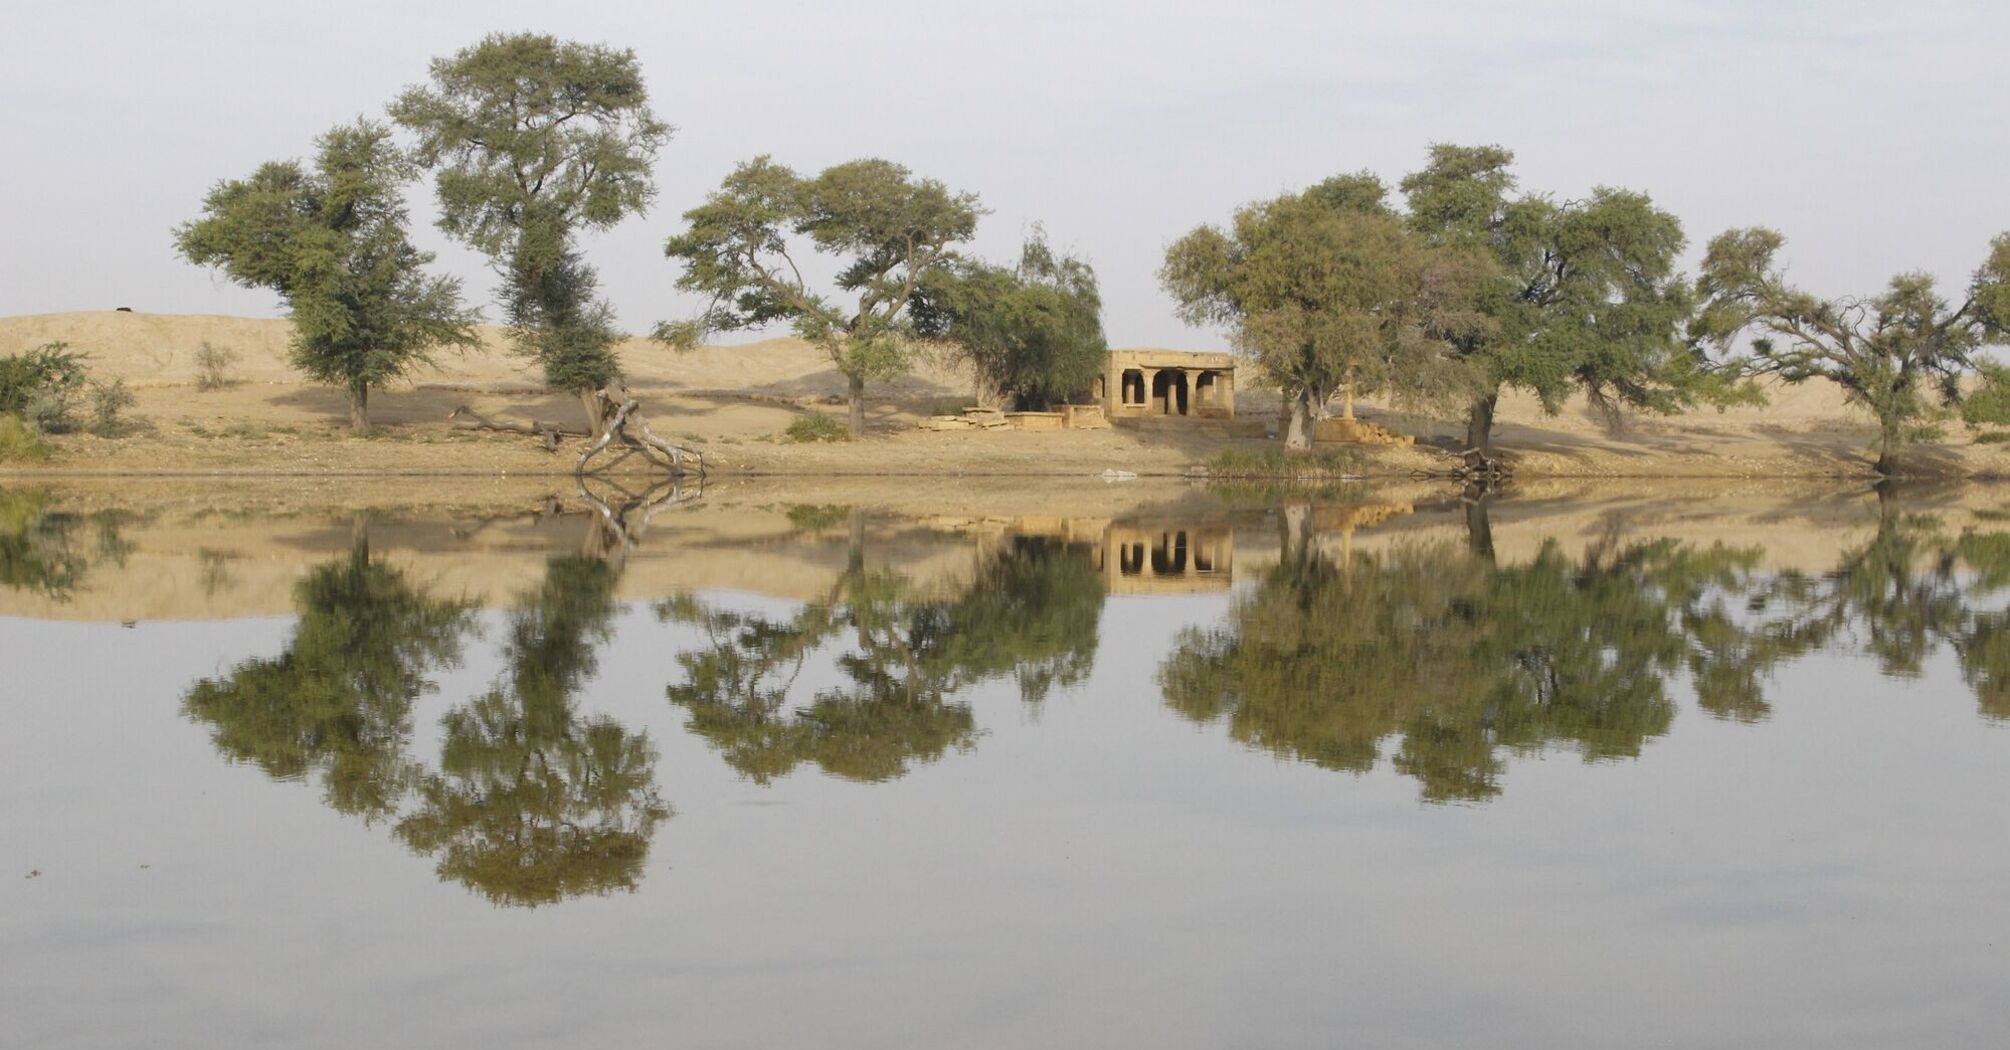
[194,342,240,391]
[0,414,50,461]
[87,378,137,436]
[785,413,850,443]
[0,343,88,432]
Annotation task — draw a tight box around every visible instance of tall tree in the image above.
[912,232,1108,410]
[391,33,672,427]
[1399,144,1739,462]
[175,120,479,432]
[661,156,981,437]
[1161,173,1483,449]
[1694,228,2010,474]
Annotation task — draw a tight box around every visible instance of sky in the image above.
[4,0,2008,350]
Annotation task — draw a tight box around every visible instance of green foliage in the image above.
[194,341,240,391]
[0,415,50,462]
[86,377,136,436]
[393,33,671,398]
[784,503,853,532]
[784,413,850,443]
[182,537,477,819]
[660,536,1103,783]
[0,491,84,595]
[396,555,670,907]
[662,155,981,435]
[1399,144,1747,450]
[0,342,88,433]
[1161,177,1487,447]
[1158,514,1778,801]
[913,231,1107,410]
[1695,227,2010,472]
[1962,361,2010,428]
[174,120,480,430]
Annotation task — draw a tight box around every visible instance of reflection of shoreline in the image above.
[9,478,2010,622]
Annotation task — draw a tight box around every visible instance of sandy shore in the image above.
[6,310,2009,480]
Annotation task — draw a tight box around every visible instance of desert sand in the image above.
[4,310,2008,479]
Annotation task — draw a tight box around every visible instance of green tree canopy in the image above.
[1399,144,1747,460]
[1694,228,2010,474]
[392,33,672,424]
[175,121,480,432]
[661,156,981,437]
[912,232,1108,410]
[1161,173,1485,448]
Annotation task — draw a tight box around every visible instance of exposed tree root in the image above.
[576,382,705,478]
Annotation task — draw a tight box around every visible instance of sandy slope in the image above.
[3,310,2007,479]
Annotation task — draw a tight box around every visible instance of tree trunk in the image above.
[579,388,609,434]
[1465,390,1498,460]
[1463,487,1496,563]
[1283,389,1314,450]
[1875,416,1900,476]
[349,382,369,434]
[847,374,867,438]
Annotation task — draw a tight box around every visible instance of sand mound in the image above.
[0,310,969,398]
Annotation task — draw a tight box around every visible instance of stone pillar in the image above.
[1141,368,1160,414]
[1185,369,1204,416]
[1220,370,1236,418]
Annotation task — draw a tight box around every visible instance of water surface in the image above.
[3,480,2007,1048]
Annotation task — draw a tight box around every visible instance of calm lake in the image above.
[3,478,2007,1048]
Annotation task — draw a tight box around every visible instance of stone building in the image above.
[1090,349,1236,420]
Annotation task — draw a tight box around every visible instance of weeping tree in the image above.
[661,156,981,437]
[911,231,1108,410]
[1398,144,1747,464]
[1694,228,2010,475]
[392,33,672,429]
[1160,172,1484,449]
[175,121,480,432]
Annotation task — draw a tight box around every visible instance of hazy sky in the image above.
[5,0,2007,350]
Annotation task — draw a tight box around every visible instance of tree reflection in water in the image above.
[1160,495,2010,803]
[182,525,474,821]
[183,509,669,907]
[397,555,669,907]
[661,517,1104,784]
[0,489,133,601]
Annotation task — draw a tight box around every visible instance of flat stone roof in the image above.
[1108,348,1235,369]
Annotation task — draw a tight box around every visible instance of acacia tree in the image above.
[912,232,1107,410]
[1160,173,1482,449]
[391,33,671,428]
[1694,228,2010,474]
[175,121,479,432]
[1399,144,1740,462]
[661,156,981,437]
